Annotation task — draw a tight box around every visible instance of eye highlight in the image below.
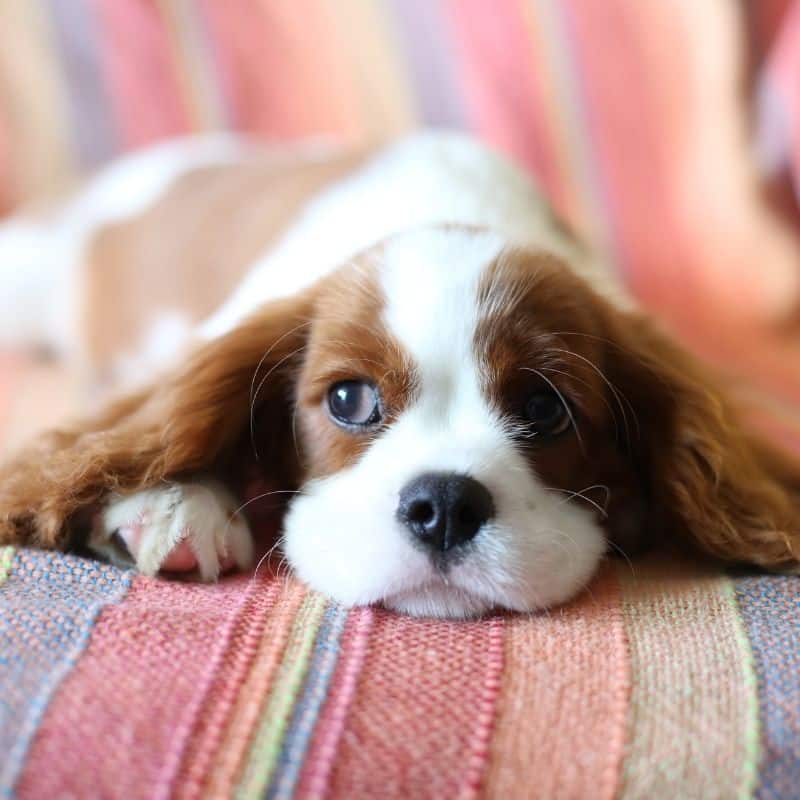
[523,390,571,437]
[327,380,382,428]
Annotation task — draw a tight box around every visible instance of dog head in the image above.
[234,226,797,617]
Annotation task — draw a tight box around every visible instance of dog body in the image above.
[0,132,797,618]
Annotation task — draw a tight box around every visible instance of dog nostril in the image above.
[408,500,436,526]
[457,504,479,527]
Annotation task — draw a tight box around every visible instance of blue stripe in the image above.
[0,550,133,797]
[385,0,470,128]
[46,0,120,168]
[265,603,349,800]
[735,576,800,799]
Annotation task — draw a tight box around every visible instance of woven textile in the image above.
[1,549,799,799]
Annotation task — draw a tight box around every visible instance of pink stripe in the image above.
[172,578,282,797]
[444,0,566,203]
[16,573,263,798]
[319,608,503,798]
[295,607,374,799]
[197,0,358,140]
[92,0,191,148]
[459,617,505,800]
[153,574,281,799]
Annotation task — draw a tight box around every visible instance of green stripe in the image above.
[236,592,328,799]
[725,580,761,800]
[0,547,15,586]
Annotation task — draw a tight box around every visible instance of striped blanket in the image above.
[1,548,798,799]
[1,2,799,798]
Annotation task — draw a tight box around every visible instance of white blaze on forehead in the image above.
[380,228,506,408]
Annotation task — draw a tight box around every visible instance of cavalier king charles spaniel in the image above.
[0,132,797,618]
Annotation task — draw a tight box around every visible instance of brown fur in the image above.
[295,258,418,477]
[0,291,315,549]
[477,249,800,570]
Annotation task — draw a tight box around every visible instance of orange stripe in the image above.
[482,563,629,799]
[0,361,81,459]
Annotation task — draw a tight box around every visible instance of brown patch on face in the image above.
[475,249,652,556]
[295,256,418,477]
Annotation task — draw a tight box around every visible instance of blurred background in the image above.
[0,0,798,456]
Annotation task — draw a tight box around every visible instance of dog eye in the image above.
[328,381,381,427]
[523,390,570,437]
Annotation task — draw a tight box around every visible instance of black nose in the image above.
[396,473,495,553]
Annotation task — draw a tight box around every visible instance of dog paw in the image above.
[90,479,254,580]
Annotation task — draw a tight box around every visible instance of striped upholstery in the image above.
[1,548,798,798]
[0,3,799,797]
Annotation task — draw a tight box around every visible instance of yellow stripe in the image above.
[156,0,226,131]
[0,547,15,586]
[236,592,327,799]
[321,0,417,142]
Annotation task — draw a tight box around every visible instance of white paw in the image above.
[90,479,254,580]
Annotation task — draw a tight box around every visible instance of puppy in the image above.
[0,132,797,618]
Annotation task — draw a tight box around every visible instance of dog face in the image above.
[2,225,797,618]
[284,228,622,616]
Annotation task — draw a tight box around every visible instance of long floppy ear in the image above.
[603,310,800,571]
[0,292,314,550]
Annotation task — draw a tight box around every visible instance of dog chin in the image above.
[381,583,498,619]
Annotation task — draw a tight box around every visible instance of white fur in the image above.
[283,229,606,618]
[0,135,254,356]
[92,479,253,580]
[199,131,603,339]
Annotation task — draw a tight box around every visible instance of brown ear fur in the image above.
[0,293,314,550]
[604,310,800,571]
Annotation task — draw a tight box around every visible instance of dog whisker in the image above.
[250,343,309,460]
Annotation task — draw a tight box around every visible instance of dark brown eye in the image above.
[523,390,570,437]
[328,381,381,427]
